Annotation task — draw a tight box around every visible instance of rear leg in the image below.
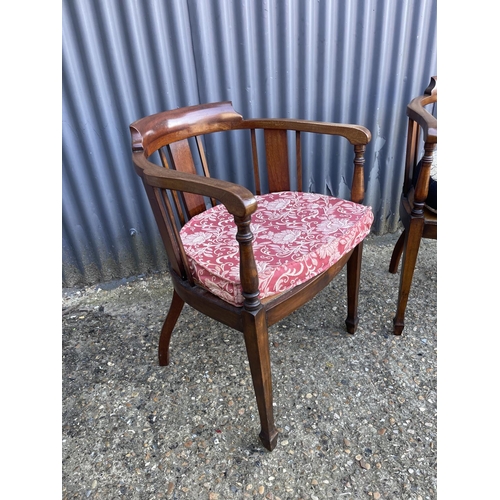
[389,230,405,274]
[158,290,185,366]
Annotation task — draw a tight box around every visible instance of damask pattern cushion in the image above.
[180,191,374,306]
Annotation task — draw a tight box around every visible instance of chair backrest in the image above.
[130,102,371,283]
[403,77,437,211]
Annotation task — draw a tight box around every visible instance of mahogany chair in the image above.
[389,76,437,335]
[130,102,374,451]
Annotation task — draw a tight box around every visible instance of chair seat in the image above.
[180,191,373,306]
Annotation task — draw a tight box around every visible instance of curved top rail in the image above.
[407,76,437,143]
[130,101,243,156]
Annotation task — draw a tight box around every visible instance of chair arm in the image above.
[133,153,257,219]
[407,97,437,144]
[237,119,371,145]
[133,152,262,307]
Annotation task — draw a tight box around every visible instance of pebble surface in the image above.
[62,232,437,499]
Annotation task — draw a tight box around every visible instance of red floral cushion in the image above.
[180,191,373,306]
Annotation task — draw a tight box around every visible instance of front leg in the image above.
[242,307,278,451]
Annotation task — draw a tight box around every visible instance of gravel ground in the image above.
[62,232,437,500]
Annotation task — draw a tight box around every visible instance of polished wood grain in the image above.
[389,76,437,335]
[130,102,371,450]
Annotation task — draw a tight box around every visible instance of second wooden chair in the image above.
[389,77,437,335]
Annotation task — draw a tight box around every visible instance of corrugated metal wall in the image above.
[62,0,437,288]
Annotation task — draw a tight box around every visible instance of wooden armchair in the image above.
[130,102,373,451]
[389,77,437,335]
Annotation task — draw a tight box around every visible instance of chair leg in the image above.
[345,242,363,334]
[393,223,423,335]
[389,230,405,274]
[242,307,279,451]
[158,290,185,366]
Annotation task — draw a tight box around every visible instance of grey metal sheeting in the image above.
[62,0,437,287]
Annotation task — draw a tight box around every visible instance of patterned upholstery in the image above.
[180,191,374,306]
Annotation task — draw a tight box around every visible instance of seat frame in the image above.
[130,102,372,450]
[389,77,437,335]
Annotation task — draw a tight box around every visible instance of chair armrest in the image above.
[133,153,257,219]
[133,152,262,307]
[237,119,371,145]
[407,97,437,144]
